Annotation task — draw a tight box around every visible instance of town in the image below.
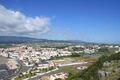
[0,44,120,80]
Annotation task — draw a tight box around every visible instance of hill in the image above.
[0,36,95,44]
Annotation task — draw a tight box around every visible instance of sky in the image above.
[0,0,120,43]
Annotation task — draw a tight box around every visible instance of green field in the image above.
[0,44,14,48]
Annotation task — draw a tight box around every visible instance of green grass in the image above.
[15,77,23,80]
[70,57,97,61]
[0,44,14,48]
[58,66,79,74]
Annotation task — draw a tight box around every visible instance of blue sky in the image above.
[0,0,120,43]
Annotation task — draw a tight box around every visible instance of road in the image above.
[28,62,92,80]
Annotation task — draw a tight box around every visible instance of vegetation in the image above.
[55,78,62,80]
[40,45,69,49]
[50,52,85,60]
[15,66,55,80]
[59,66,79,74]
[72,47,84,51]
[0,44,14,48]
[67,52,120,80]
[98,47,109,53]
[15,72,36,80]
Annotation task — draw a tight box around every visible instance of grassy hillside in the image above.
[67,52,120,80]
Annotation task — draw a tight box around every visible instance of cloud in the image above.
[0,5,50,36]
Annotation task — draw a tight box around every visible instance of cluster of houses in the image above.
[0,46,72,67]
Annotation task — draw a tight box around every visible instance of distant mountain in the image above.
[0,36,96,44]
[0,36,43,44]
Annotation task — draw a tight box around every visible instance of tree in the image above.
[55,78,62,80]
[117,78,120,80]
